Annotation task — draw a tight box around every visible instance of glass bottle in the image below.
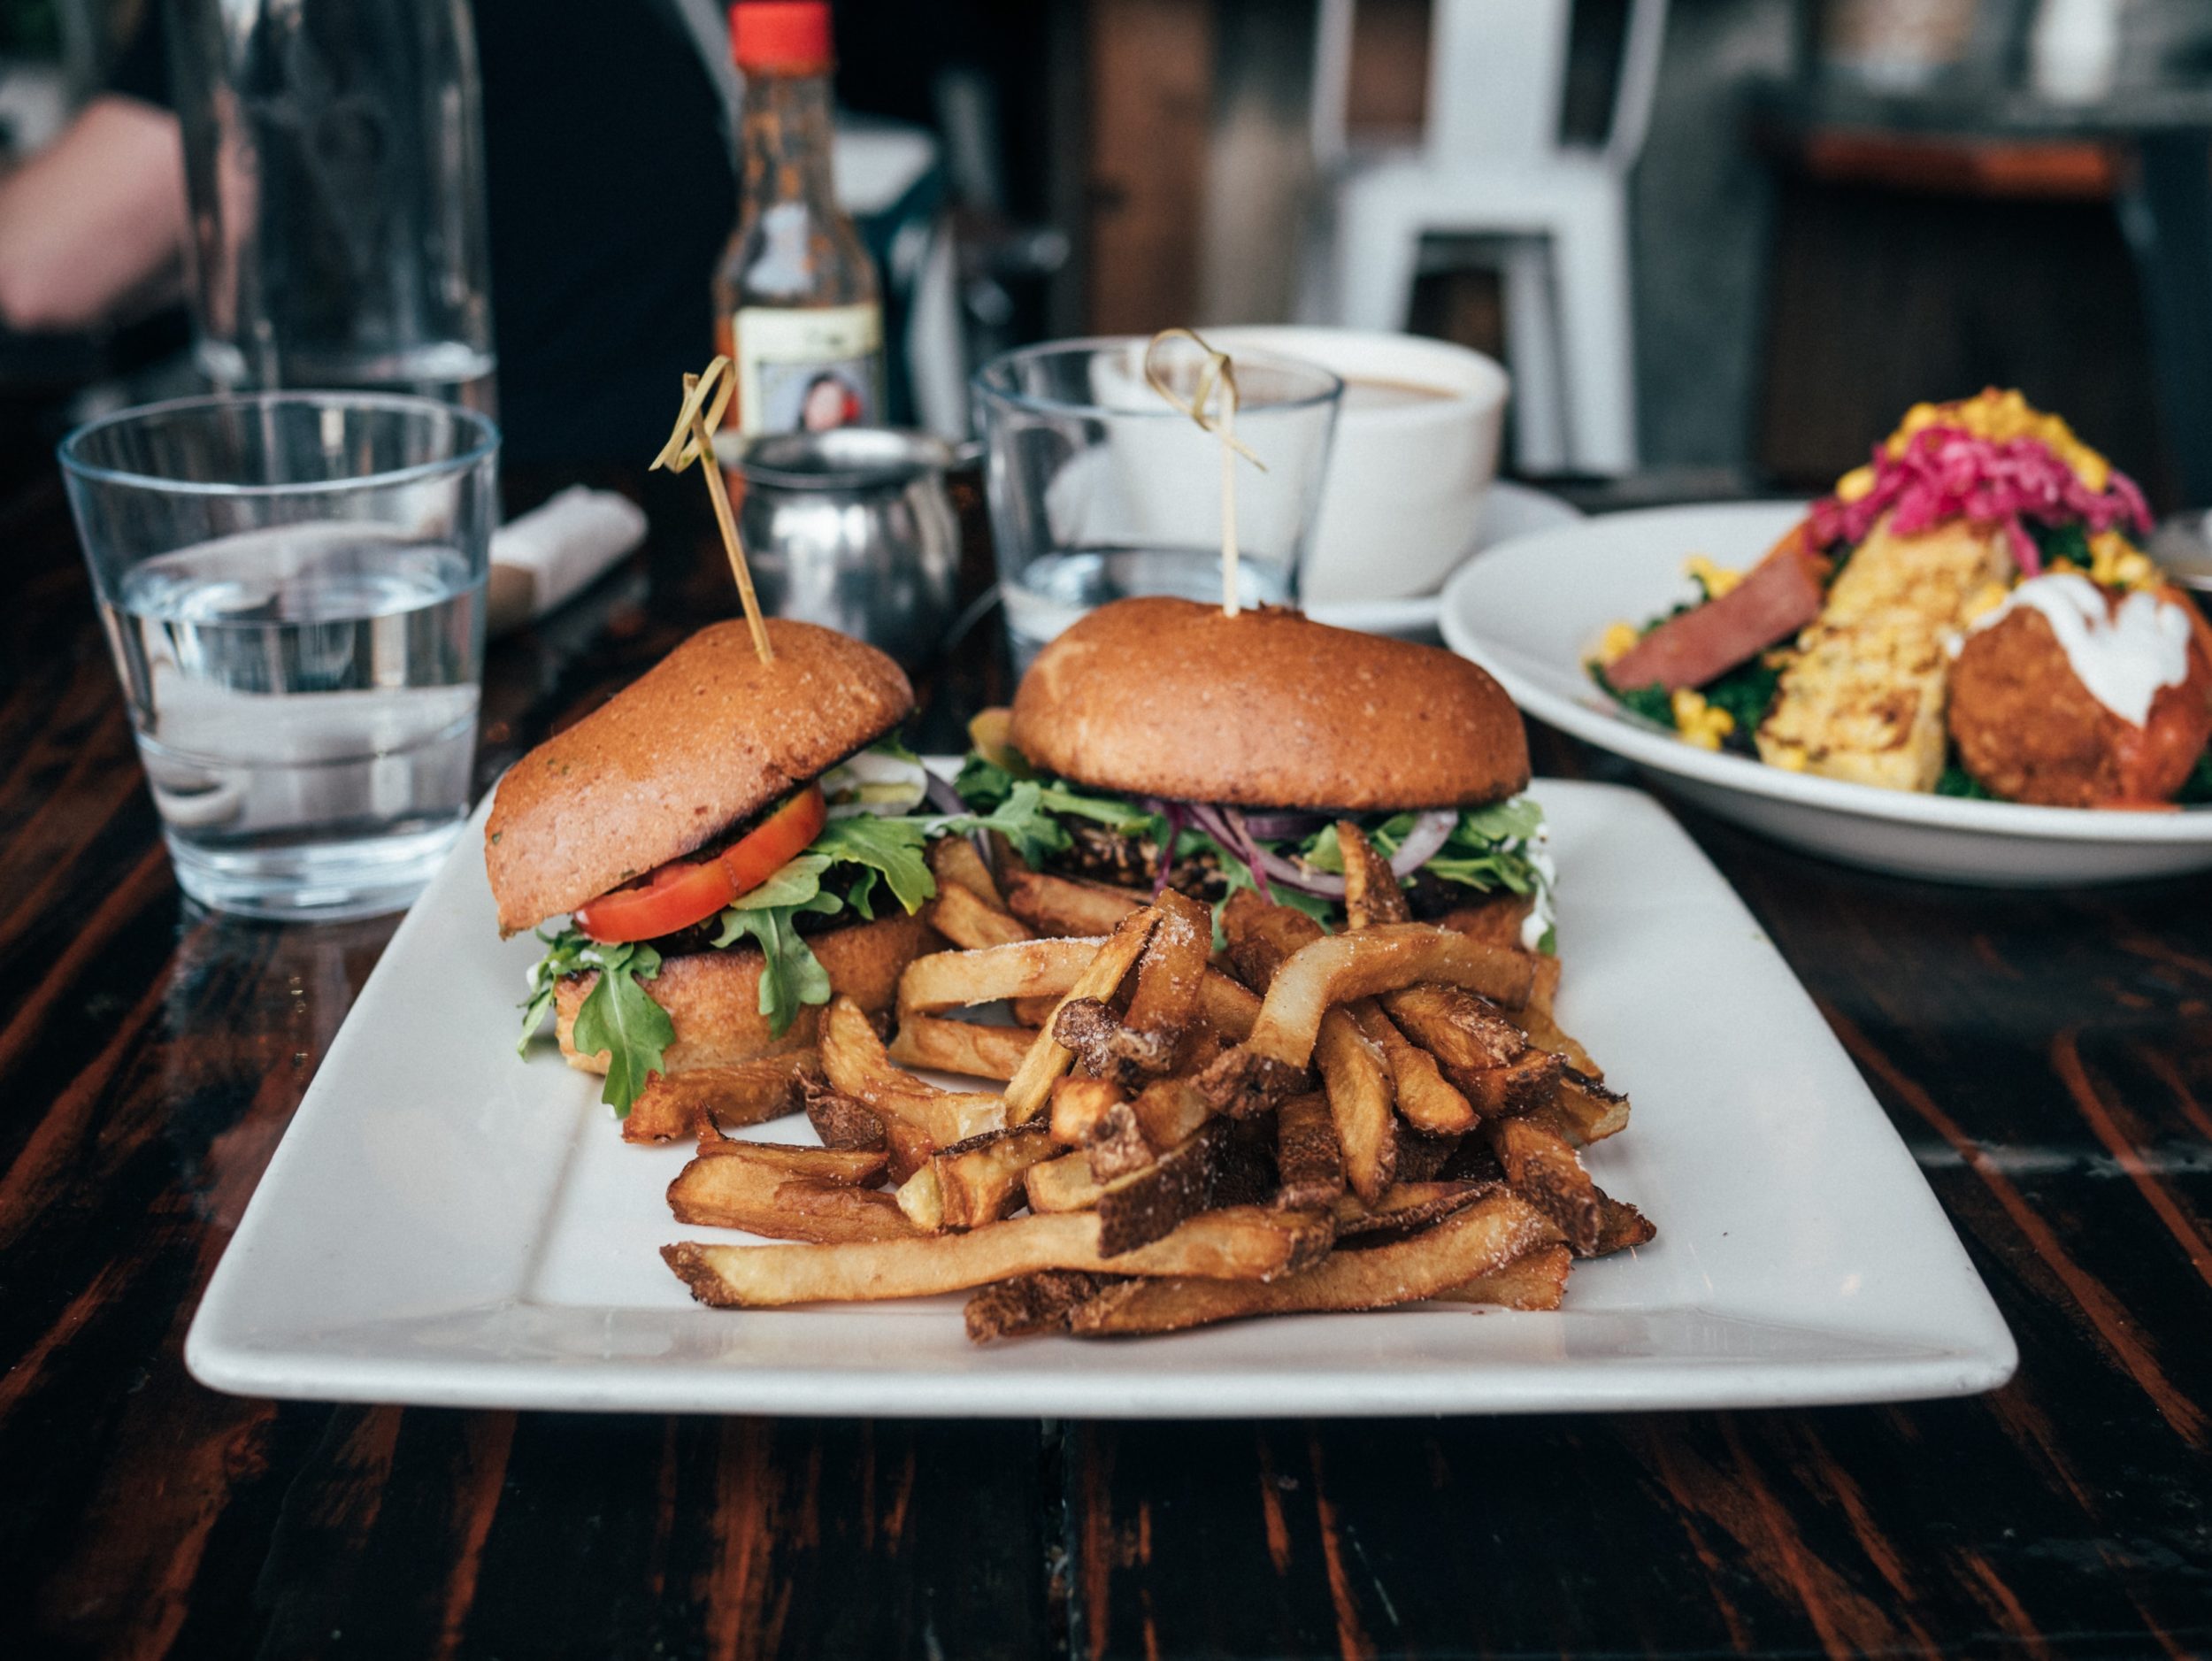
[712,1,884,437]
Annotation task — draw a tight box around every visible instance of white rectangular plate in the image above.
[188,777,2016,1417]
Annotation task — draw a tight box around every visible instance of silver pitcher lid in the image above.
[733,427,964,492]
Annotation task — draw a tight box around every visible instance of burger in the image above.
[491,618,1056,1114]
[956,597,1556,950]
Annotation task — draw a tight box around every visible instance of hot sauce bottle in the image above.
[712,1,885,436]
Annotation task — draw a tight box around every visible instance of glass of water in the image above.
[59,393,499,921]
[972,337,1341,665]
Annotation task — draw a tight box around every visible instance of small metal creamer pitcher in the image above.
[732,429,969,667]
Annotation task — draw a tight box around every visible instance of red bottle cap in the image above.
[731,2,833,73]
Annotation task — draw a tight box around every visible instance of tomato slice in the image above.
[575,784,828,944]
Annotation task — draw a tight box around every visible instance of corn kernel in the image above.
[1834,465,1876,504]
[1596,621,1640,665]
[1683,554,1743,600]
[1769,743,1808,772]
[1671,688,1734,751]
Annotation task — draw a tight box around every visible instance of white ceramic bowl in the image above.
[1439,501,2212,885]
[1203,326,1509,605]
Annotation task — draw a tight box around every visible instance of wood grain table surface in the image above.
[4,461,2209,1661]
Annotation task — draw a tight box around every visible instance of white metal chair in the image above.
[1301,0,1668,473]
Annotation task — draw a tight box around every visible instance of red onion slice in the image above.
[1236,810,1331,842]
[1188,803,1279,903]
[1388,811,1459,877]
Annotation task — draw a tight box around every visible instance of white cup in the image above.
[1202,327,1509,604]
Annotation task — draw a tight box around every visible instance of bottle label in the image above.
[722,304,883,436]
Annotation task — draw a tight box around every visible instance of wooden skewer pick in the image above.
[1143,327,1267,618]
[652,356,773,664]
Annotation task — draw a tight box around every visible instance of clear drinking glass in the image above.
[972,337,1342,665]
[59,393,499,921]
[167,0,497,412]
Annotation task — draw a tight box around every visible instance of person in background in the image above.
[0,1,739,464]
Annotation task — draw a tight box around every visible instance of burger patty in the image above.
[1044,822,1471,920]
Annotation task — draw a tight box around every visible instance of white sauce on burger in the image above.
[1965,573,2193,728]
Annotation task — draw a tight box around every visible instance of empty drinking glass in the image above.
[60,393,499,920]
[972,336,1341,665]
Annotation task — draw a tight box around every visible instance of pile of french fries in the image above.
[661,827,1654,1340]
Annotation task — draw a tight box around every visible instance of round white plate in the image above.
[1439,500,2212,885]
[1306,481,1583,636]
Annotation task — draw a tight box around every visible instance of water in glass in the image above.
[101,530,485,920]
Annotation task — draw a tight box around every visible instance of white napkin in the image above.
[487,486,649,635]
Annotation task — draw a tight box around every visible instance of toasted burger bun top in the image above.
[486,619,912,934]
[1009,597,1529,811]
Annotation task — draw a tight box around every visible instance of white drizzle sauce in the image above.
[1963,573,2192,727]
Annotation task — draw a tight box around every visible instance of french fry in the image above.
[1436,1242,1572,1309]
[1059,1190,1560,1337]
[1487,1114,1600,1254]
[1198,970,1261,1042]
[1336,821,1410,929]
[1010,995,1061,1027]
[964,1270,1126,1342]
[1591,1188,1657,1257]
[1051,996,1174,1086]
[899,936,1101,1013]
[886,1013,1036,1081]
[928,834,1008,911]
[1331,1179,1488,1237]
[668,1156,916,1244]
[1094,1119,1229,1256]
[819,996,1005,1147]
[1379,983,1524,1073]
[927,881,1032,950]
[1023,1149,1102,1213]
[1525,951,1563,1019]
[664,1203,1333,1308]
[1002,867,1147,937]
[1448,1048,1565,1118]
[1273,1090,1344,1211]
[1048,1075,1128,1146]
[1517,1002,1596,1077]
[1002,908,1161,1125]
[1081,1076,1217,1181]
[1553,1070,1630,1143]
[933,1122,1060,1230]
[621,1050,818,1143]
[1433,894,1535,951]
[1221,888,1323,988]
[802,1077,885,1150]
[687,1135,887,1185]
[1393,1127,1462,1183]
[1349,1001,1474,1134]
[1314,1006,1395,1204]
[1246,926,1536,1069]
[1127,1076,1213,1152]
[1121,887,1211,1048]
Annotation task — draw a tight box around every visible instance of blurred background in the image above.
[7,0,2212,505]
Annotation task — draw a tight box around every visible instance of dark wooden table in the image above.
[5,460,2210,1660]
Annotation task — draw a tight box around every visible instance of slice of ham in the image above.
[1608,527,1829,692]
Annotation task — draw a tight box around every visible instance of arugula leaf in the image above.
[568,941,675,1115]
[954,751,1022,811]
[955,756,1157,845]
[717,900,840,1035]
[811,815,935,913]
[518,927,593,1057]
[721,852,833,911]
